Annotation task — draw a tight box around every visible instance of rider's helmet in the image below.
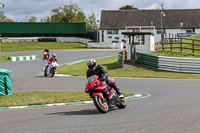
[44,52,47,55]
[52,54,56,59]
[87,59,96,70]
[52,54,56,57]
[46,48,48,51]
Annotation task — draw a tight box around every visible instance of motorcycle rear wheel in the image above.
[93,95,109,113]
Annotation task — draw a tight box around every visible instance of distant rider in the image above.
[43,48,49,60]
[86,59,124,98]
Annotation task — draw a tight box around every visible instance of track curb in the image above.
[9,55,38,62]
[0,94,143,110]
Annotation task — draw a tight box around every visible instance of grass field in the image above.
[152,33,200,57]
[0,56,10,63]
[0,42,87,52]
[0,91,134,107]
[57,55,200,79]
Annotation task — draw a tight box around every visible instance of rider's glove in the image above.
[99,76,106,82]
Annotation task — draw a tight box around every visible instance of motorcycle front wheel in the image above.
[116,97,127,109]
[93,95,109,113]
[50,68,55,77]
[44,67,48,77]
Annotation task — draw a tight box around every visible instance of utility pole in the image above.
[160,0,164,10]
[0,3,4,22]
[0,3,4,53]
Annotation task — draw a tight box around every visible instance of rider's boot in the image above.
[113,82,124,98]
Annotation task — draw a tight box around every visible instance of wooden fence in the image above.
[161,34,200,53]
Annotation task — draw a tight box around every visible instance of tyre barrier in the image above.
[0,69,12,96]
[38,38,57,42]
[9,55,38,62]
[118,51,124,68]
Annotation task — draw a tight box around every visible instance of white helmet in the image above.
[87,59,96,70]
[52,54,56,58]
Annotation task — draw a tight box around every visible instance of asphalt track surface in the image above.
[0,50,200,133]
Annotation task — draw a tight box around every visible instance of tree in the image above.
[119,5,138,10]
[43,1,86,23]
[40,16,51,22]
[24,14,37,22]
[74,11,86,23]
[28,16,37,22]
[0,11,13,22]
[87,11,98,30]
[3,18,13,22]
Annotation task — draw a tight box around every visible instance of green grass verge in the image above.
[0,56,10,63]
[0,42,87,52]
[153,33,200,58]
[57,55,200,79]
[0,91,134,107]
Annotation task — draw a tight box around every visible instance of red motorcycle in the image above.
[85,75,127,113]
[43,52,49,60]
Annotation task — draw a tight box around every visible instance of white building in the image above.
[99,9,200,45]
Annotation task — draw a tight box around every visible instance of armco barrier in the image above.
[9,55,37,62]
[118,51,124,68]
[136,52,158,69]
[136,52,200,73]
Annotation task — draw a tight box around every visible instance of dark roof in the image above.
[100,9,200,30]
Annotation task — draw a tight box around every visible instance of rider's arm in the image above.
[48,57,52,64]
[86,70,91,79]
[98,64,108,81]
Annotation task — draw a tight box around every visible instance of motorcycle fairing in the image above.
[92,92,103,98]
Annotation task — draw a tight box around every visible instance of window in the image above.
[135,35,144,45]
[107,30,112,34]
[186,29,192,33]
[107,30,118,34]
[113,30,119,34]
[157,30,162,34]
[157,29,165,34]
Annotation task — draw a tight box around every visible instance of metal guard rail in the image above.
[136,52,200,73]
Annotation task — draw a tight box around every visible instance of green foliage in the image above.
[43,1,86,23]
[119,5,138,10]
[40,1,98,30]
[0,11,13,22]
[86,11,98,30]
[190,33,200,39]
[28,16,37,22]
[0,56,10,62]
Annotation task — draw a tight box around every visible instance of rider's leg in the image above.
[106,78,124,97]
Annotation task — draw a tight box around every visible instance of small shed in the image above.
[122,32,155,60]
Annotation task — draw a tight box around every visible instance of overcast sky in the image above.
[1,0,200,22]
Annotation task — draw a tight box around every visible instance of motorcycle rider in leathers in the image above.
[43,48,49,60]
[48,54,57,65]
[45,54,57,72]
[86,59,124,98]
